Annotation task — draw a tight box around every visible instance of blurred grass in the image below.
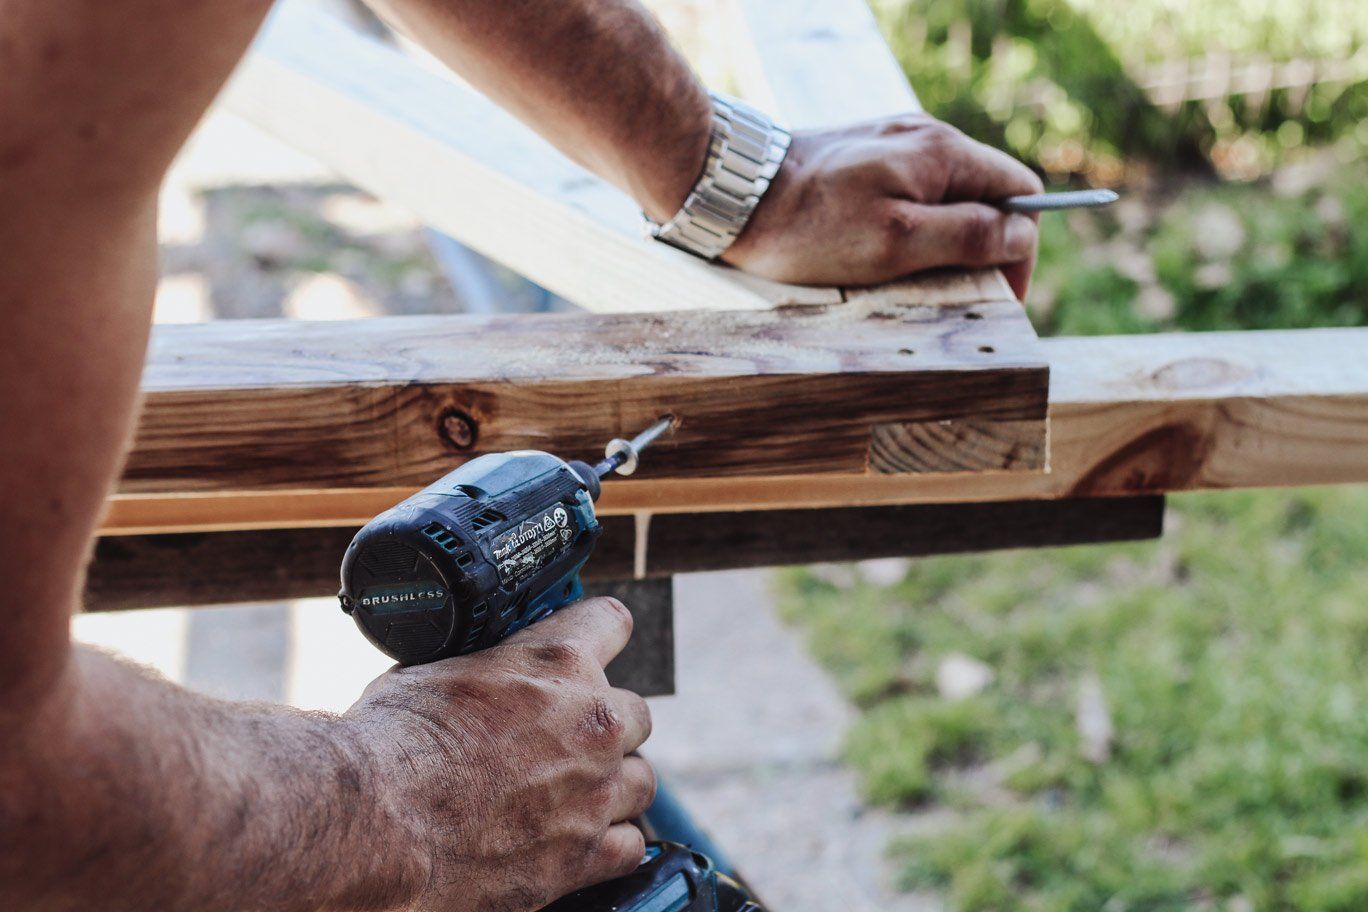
[1029,152,1368,335]
[779,487,1368,910]
[775,3,1368,908]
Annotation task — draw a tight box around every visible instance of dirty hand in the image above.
[344,597,654,912]
[723,113,1045,299]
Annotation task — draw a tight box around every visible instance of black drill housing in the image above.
[339,451,603,665]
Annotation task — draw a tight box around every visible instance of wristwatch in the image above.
[645,92,791,261]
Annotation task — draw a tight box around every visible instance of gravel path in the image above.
[655,571,941,912]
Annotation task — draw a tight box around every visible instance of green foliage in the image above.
[784,7,1368,910]
[1029,155,1368,336]
[871,0,1368,177]
[1147,177,1368,331]
[846,697,997,804]
[778,486,1368,910]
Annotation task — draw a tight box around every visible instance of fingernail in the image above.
[1004,214,1035,258]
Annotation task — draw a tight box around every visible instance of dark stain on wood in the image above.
[1070,423,1211,496]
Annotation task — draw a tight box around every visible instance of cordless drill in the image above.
[339,418,672,664]
[338,418,764,912]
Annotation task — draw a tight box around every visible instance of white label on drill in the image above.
[491,504,576,586]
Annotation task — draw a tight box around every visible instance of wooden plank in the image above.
[86,527,360,612]
[116,297,1047,496]
[728,0,921,129]
[82,497,1164,612]
[640,497,1165,574]
[100,328,1368,533]
[607,328,1368,507]
[223,3,836,315]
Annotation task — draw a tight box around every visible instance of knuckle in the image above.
[921,119,959,148]
[561,828,604,882]
[587,777,617,817]
[882,204,924,241]
[877,112,932,136]
[959,210,997,257]
[581,696,625,747]
[519,641,591,675]
[581,818,612,859]
[878,205,924,268]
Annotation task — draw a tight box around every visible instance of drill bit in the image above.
[1002,189,1119,213]
[595,416,676,478]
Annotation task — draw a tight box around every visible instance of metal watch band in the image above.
[646,92,791,261]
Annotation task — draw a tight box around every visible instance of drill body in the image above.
[339,428,765,912]
[340,450,604,665]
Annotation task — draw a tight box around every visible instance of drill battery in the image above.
[542,843,762,912]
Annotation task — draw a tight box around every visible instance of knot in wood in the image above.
[439,408,478,450]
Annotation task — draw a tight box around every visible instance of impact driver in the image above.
[339,417,762,912]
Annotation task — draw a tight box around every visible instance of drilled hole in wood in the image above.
[964,312,984,320]
[898,348,915,356]
[979,345,995,354]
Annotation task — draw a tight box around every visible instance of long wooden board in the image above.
[84,497,1164,612]
[101,328,1368,534]
[117,286,1047,498]
[224,2,836,315]
[730,0,921,129]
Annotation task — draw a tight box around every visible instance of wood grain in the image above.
[83,498,1163,612]
[119,298,1048,495]
[100,328,1368,533]
[869,419,1046,474]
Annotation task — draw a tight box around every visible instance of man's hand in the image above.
[723,114,1045,300]
[345,597,655,912]
[2,598,653,912]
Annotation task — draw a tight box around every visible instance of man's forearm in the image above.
[0,648,422,911]
[369,0,712,222]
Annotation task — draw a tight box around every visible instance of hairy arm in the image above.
[2,650,416,910]
[374,0,1042,294]
[1,2,652,911]
[0,3,413,906]
[367,0,713,223]
[0,0,278,710]
[2,0,1035,909]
